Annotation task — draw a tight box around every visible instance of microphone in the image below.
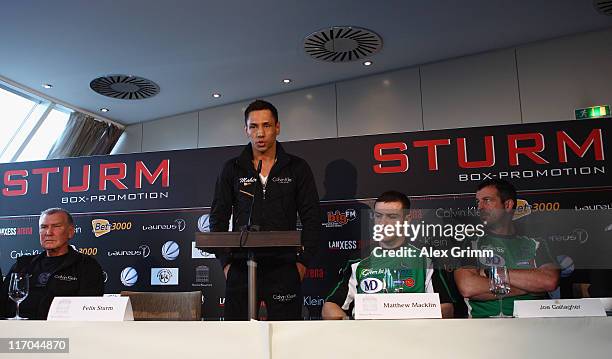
[240,160,262,248]
[246,160,262,230]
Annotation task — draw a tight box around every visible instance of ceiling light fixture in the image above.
[363,61,373,66]
[42,84,53,89]
[282,79,292,84]
[100,108,110,113]
[212,93,221,98]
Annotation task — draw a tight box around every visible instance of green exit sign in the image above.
[575,105,610,120]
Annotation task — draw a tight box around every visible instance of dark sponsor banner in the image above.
[0,210,226,320]
[1,118,610,319]
[1,119,609,217]
[285,118,610,200]
[0,147,239,216]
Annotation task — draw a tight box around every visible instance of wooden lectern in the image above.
[195,230,301,320]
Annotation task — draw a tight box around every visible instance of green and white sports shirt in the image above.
[326,243,453,317]
[466,233,554,318]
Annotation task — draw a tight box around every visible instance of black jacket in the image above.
[210,142,321,267]
[0,247,104,319]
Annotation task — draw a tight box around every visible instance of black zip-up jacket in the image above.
[210,142,321,267]
[0,247,104,319]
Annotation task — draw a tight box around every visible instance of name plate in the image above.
[354,293,441,320]
[513,298,606,318]
[47,297,134,321]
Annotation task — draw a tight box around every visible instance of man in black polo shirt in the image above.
[0,208,104,320]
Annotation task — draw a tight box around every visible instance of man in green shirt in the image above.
[322,191,455,319]
[454,179,559,318]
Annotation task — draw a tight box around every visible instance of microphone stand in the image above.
[241,160,261,320]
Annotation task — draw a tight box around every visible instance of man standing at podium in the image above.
[210,99,321,320]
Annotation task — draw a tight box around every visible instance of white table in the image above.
[0,317,610,359]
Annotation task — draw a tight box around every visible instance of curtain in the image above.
[47,112,124,159]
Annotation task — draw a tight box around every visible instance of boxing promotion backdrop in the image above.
[0,119,610,319]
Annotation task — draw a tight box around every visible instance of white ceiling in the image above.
[2,0,612,125]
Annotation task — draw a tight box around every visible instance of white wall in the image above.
[420,49,521,130]
[111,123,142,154]
[337,67,422,136]
[112,28,612,154]
[142,112,198,152]
[517,30,612,123]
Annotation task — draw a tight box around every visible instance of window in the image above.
[0,86,40,156]
[0,83,71,163]
[17,107,71,162]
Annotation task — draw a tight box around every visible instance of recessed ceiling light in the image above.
[100,108,110,113]
[282,79,292,84]
[363,61,373,66]
[42,84,53,89]
[212,93,221,98]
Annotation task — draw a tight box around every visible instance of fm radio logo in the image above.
[323,209,357,228]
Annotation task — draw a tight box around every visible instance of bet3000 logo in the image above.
[92,219,133,237]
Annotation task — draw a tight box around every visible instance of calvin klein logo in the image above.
[272,177,292,184]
